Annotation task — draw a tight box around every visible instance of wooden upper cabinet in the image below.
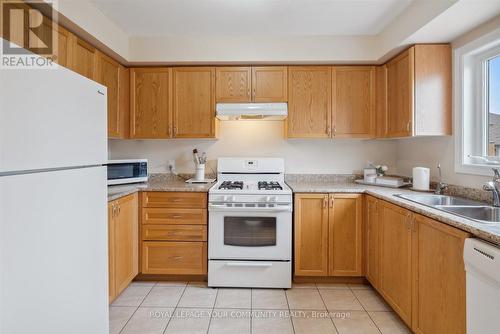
[294,194,329,276]
[216,67,252,102]
[365,196,380,288]
[328,194,363,276]
[412,214,469,334]
[375,65,388,138]
[386,48,414,137]
[96,52,120,137]
[130,68,172,139]
[384,44,451,138]
[287,66,332,138]
[67,35,97,80]
[413,44,452,136]
[378,200,413,327]
[252,66,288,102]
[332,66,375,138]
[172,67,216,138]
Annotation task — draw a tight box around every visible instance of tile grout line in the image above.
[250,289,253,334]
[317,285,341,334]
[117,282,157,334]
[162,281,188,334]
[349,286,383,334]
[284,288,296,334]
[206,285,220,334]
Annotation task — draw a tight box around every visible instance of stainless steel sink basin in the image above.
[435,205,500,224]
[394,194,481,206]
[394,194,500,224]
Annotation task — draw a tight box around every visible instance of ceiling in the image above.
[90,0,413,37]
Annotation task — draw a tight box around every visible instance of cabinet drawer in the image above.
[142,208,207,225]
[142,241,207,275]
[143,225,207,241]
[142,192,207,208]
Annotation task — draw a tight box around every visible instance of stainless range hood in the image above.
[216,103,287,120]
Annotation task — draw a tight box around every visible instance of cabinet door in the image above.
[26,13,71,67]
[252,66,288,102]
[108,202,116,303]
[328,194,363,276]
[287,66,332,138]
[95,52,120,138]
[216,67,252,102]
[294,194,329,276]
[172,67,216,138]
[118,65,130,138]
[130,68,172,138]
[379,200,413,326]
[386,48,414,137]
[375,65,388,138]
[68,35,97,80]
[365,196,379,287]
[412,214,469,334]
[114,193,139,296]
[54,25,71,68]
[414,44,452,136]
[332,66,375,138]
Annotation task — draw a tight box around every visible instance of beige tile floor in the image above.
[110,281,410,334]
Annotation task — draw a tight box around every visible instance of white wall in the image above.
[109,121,398,175]
[395,137,490,188]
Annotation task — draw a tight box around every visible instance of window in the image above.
[455,29,500,176]
[487,55,500,157]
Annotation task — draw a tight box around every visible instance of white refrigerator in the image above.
[0,53,109,333]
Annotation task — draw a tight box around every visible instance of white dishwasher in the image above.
[464,238,500,334]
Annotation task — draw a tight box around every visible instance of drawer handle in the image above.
[167,231,180,235]
[172,215,182,219]
[225,262,272,268]
[169,256,183,261]
[172,199,182,202]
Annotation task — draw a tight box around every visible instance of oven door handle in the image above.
[224,262,273,268]
[208,203,292,212]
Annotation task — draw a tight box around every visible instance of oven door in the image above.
[208,204,292,261]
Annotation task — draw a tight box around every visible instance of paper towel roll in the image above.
[413,167,430,191]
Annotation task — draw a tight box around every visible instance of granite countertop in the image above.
[286,179,500,246]
[108,174,214,201]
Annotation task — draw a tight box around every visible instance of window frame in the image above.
[455,28,500,176]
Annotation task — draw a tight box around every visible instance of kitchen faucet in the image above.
[435,164,448,195]
[483,168,500,207]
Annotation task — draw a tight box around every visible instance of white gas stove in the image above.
[208,158,292,289]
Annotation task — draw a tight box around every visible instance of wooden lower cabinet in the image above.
[140,191,208,276]
[412,214,469,334]
[108,193,139,303]
[372,199,469,333]
[329,194,363,276]
[378,200,413,326]
[294,194,329,276]
[365,195,380,286]
[294,193,363,277]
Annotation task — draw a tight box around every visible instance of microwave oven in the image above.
[107,159,148,185]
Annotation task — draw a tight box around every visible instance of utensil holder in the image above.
[195,164,205,181]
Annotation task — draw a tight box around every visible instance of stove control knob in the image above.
[266,196,277,203]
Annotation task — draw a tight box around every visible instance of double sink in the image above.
[395,194,500,224]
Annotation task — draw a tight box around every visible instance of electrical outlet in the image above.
[168,160,176,173]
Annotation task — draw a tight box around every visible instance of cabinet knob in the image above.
[327,126,332,137]
[323,196,328,208]
[329,196,334,208]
